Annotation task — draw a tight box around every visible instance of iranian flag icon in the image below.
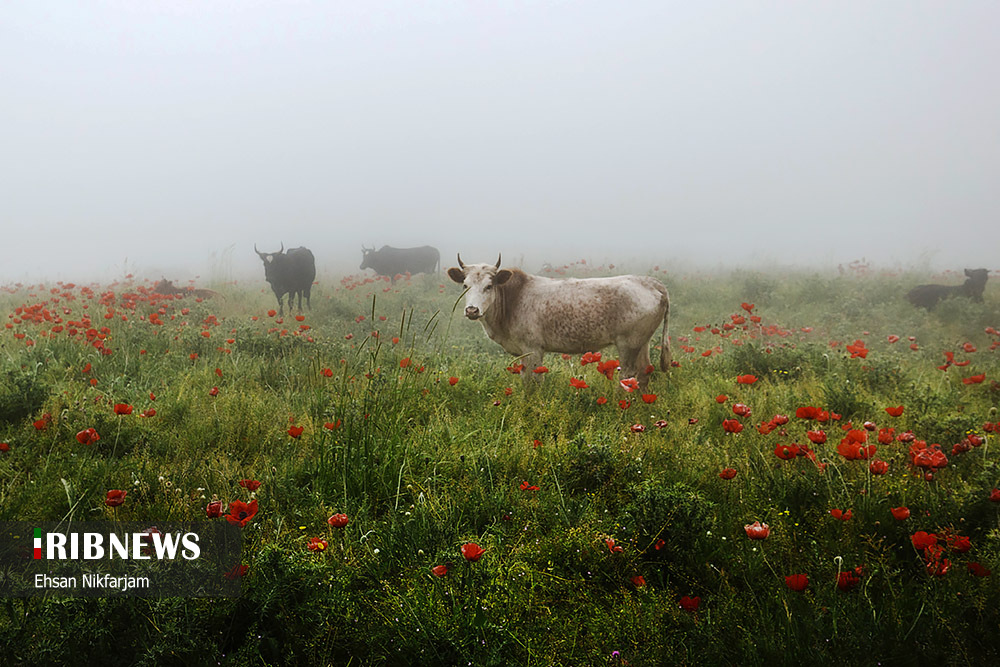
[34,528,42,559]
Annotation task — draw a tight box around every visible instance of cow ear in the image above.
[495,269,513,285]
[965,268,973,277]
[447,267,466,284]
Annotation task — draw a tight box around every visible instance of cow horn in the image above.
[279,242,284,254]
[254,243,263,257]
[457,253,465,269]
[495,253,502,269]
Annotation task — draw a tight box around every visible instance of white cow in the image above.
[448,255,670,390]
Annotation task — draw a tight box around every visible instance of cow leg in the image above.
[617,343,651,391]
[277,294,285,317]
[304,285,312,310]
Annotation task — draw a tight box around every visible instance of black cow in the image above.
[360,245,440,279]
[907,268,989,310]
[255,244,316,315]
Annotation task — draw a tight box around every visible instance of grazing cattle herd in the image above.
[906,268,989,310]
[254,244,317,316]
[447,254,671,390]
[238,245,991,384]
[360,245,440,280]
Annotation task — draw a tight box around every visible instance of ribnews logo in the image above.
[2,522,243,597]
[31,526,201,561]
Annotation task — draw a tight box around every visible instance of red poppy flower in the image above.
[837,571,860,592]
[806,430,827,444]
[719,467,737,480]
[732,403,751,417]
[206,499,222,518]
[785,574,809,592]
[461,542,485,562]
[911,531,937,550]
[889,506,910,520]
[569,377,589,389]
[223,564,249,579]
[630,575,646,587]
[772,414,789,426]
[654,419,668,428]
[990,488,1000,502]
[968,562,991,577]
[877,427,895,445]
[885,405,904,417]
[679,595,701,612]
[519,481,540,491]
[618,399,631,410]
[774,443,799,460]
[288,425,304,438]
[238,479,261,491]
[736,374,757,384]
[105,489,127,507]
[209,386,219,397]
[630,424,645,433]
[113,403,133,416]
[618,377,638,393]
[76,427,101,445]
[963,374,986,385]
[324,420,342,430]
[887,335,900,344]
[580,351,602,365]
[0,443,9,453]
[507,364,525,374]
[431,564,449,577]
[596,359,620,380]
[744,521,769,540]
[722,419,743,434]
[641,393,657,404]
[948,535,971,553]
[796,406,819,419]
[715,394,728,403]
[226,499,259,527]
[532,439,542,448]
[328,513,349,528]
[869,459,888,475]
[448,376,459,386]
[605,538,624,554]
[307,537,327,552]
[596,397,608,406]
[532,366,549,374]
[830,508,853,521]
[845,340,869,359]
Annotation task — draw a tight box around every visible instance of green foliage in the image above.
[1,268,999,665]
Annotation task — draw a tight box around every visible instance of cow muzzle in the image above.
[465,306,481,320]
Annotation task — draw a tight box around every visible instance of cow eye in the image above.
[485,284,493,291]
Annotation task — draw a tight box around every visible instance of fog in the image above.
[2,1,999,284]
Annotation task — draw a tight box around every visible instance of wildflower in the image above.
[519,481,540,491]
[732,403,751,417]
[641,393,657,404]
[744,521,769,540]
[774,443,799,460]
[968,562,991,577]
[448,376,459,386]
[570,377,589,389]
[785,574,809,592]
[605,538,624,553]
[76,428,101,445]
[990,488,1000,502]
[288,426,304,438]
[869,459,889,475]
[885,405,904,417]
[224,564,249,579]
[596,397,608,405]
[654,419,668,428]
[736,374,757,384]
[0,443,9,453]
[238,479,261,492]
[722,419,744,434]
[206,499,222,518]
[209,386,219,397]
[830,509,853,521]
[461,542,485,562]
[619,377,639,392]
[532,366,549,374]
[105,490,127,507]
[324,420,342,430]
[963,374,986,385]
[679,595,700,612]
[532,439,542,448]
[328,513,349,528]
[716,395,728,403]
[619,400,631,410]
[719,467,737,480]
[949,535,971,553]
[911,531,937,551]
[806,430,827,444]
[431,564,449,577]
[630,424,645,433]
[226,499,259,527]
[507,364,525,374]
[307,537,328,552]
[630,575,646,588]
[890,506,910,520]
[837,571,860,592]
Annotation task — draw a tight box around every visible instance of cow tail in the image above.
[659,295,671,371]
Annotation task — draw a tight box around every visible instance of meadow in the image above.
[1,260,998,666]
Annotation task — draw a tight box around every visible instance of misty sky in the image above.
[2,1,999,283]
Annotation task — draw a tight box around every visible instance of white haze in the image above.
[2,1,999,284]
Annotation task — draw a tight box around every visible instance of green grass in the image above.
[1,266,999,666]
